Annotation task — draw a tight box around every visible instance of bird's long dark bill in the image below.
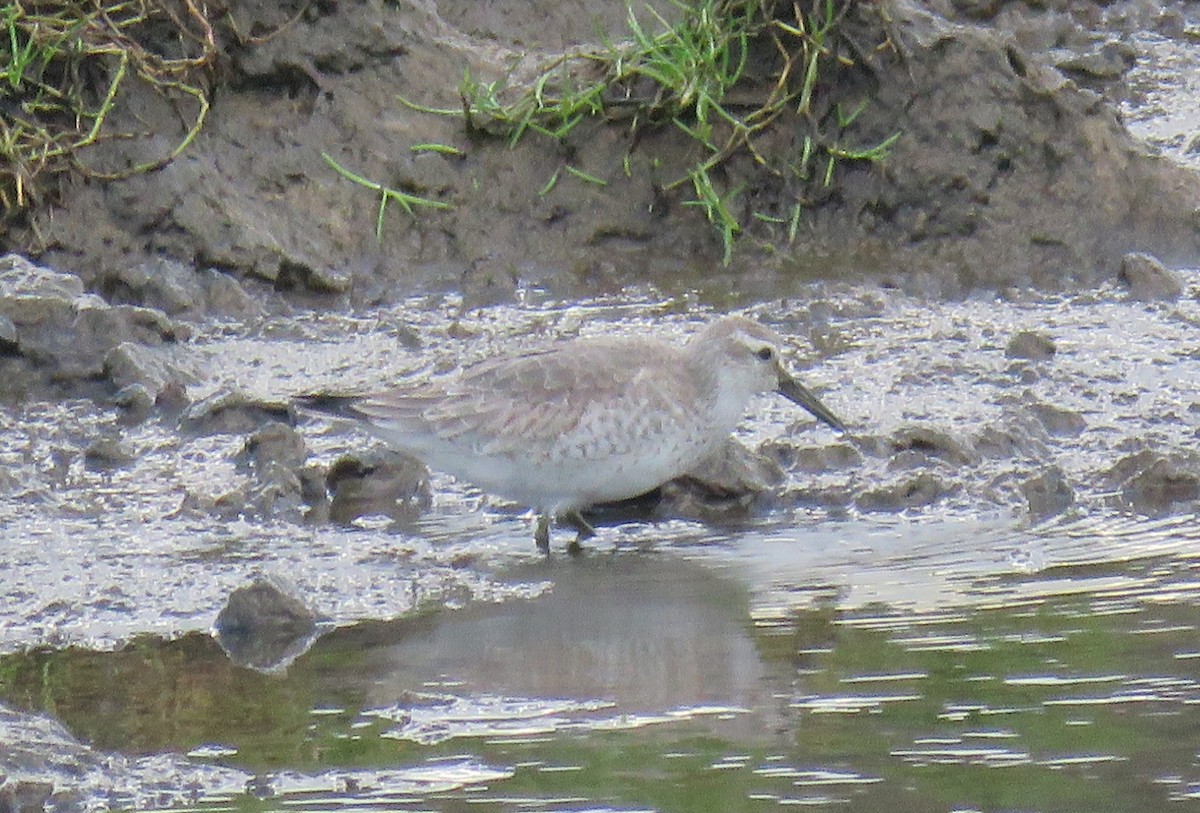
[777,371,846,433]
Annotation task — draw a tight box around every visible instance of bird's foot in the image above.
[563,510,595,557]
[534,513,551,555]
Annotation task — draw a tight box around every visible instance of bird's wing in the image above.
[351,338,698,461]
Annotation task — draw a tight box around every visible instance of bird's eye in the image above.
[756,347,774,362]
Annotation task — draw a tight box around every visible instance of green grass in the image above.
[0,1,216,226]
[388,0,899,264]
[322,152,454,240]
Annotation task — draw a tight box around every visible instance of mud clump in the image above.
[657,438,787,522]
[1021,465,1076,520]
[857,472,951,512]
[0,254,188,400]
[1118,251,1185,301]
[1006,331,1057,361]
[884,426,977,468]
[97,258,262,319]
[3,1,1195,299]
[179,392,291,436]
[317,450,433,525]
[1107,450,1200,515]
[214,577,321,673]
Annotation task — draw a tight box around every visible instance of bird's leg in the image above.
[535,512,551,554]
[562,510,595,557]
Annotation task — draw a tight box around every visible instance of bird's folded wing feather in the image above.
[350,340,699,460]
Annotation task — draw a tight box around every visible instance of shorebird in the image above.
[298,315,845,552]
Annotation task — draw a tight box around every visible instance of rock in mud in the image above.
[1005,330,1056,360]
[972,412,1051,459]
[213,577,320,673]
[233,423,321,519]
[762,439,863,473]
[0,254,188,396]
[322,450,432,525]
[0,315,16,348]
[1021,465,1075,520]
[97,257,261,319]
[274,259,353,295]
[241,422,309,472]
[885,426,977,467]
[1054,40,1137,79]
[1108,450,1200,514]
[103,341,197,403]
[857,472,951,512]
[110,383,156,423]
[1029,400,1087,437]
[657,438,785,521]
[179,391,291,435]
[83,436,136,470]
[0,777,54,813]
[1118,252,1184,301]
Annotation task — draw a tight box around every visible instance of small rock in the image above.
[214,577,320,673]
[99,257,201,315]
[179,391,291,435]
[857,473,949,512]
[0,253,84,299]
[0,255,188,384]
[324,450,432,524]
[1119,252,1183,301]
[215,577,316,636]
[0,314,16,348]
[680,437,785,496]
[1029,401,1087,436]
[103,341,196,397]
[1055,41,1137,79]
[276,259,353,294]
[111,384,156,423]
[1005,330,1056,360]
[1021,466,1075,519]
[241,422,308,472]
[0,778,54,813]
[659,438,786,520]
[972,415,1050,459]
[1108,451,1200,514]
[887,426,976,466]
[246,462,307,518]
[99,258,262,320]
[230,423,312,520]
[201,269,261,318]
[84,436,136,469]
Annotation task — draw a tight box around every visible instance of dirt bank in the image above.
[6,0,1198,302]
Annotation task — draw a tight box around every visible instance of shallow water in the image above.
[2,274,1200,811]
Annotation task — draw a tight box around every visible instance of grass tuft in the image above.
[394,0,898,264]
[321,153,454,241]
[0,1,219,228]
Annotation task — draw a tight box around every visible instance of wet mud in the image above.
[1,258,1200,808]
[5,0,1199,297]
[2,0,1200,811]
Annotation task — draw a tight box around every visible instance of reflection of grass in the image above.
[0,2,217,226]
[396,0,899,264]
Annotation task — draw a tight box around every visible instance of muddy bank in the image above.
[5,0,1198,300]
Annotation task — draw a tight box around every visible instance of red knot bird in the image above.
[298,315,845,553]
